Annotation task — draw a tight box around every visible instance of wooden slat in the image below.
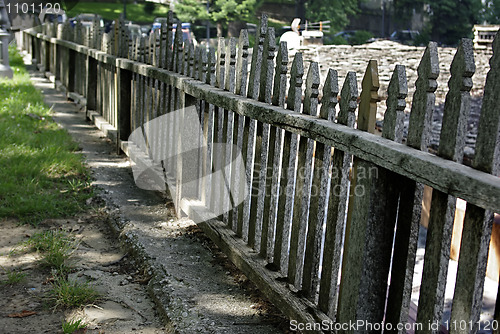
[386,44,439,332]
[337,60,387,328]
[302,68,337,303]
[203,48,216,210]
[450,33,500,334]
[231,30,249,234]
[273,52,302,274]
[364,64,408,331]
[240,16,267,243]
[223,37,237,227]
[288,62,319,290]
[262,41,288,262]
[417,38,475,334]
[318,70,355,317]
[249,27,275,251]
[211,38,226,215]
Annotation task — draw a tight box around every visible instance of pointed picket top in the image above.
[338,71,358,128]
[259,27,276,104]
[140,36,146,64]
[207,47,217,86]
[438,38,475,163]
[154,30,161,67]
[272,42,289,108]
[225,37,237,93]
[173,23,183,73]
[407,42,439,151]
[358,60,380,133]
[165,11,174,70]
[194,46,201,81]
[383,65,408,143]
[216,38,226,89]
[474,32,500,174]
[199,46,208,84]
[319,69,339,122]
[287,53,304,113]
[133,36,139,61]
[236,29,250,96]
[303,62,320,116]
[160,21,169,69]
[148,31,156,65]
[248,14,268,100]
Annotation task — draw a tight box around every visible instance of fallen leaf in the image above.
[7,310,37,318]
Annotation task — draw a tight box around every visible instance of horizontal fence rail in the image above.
[21,13,500,333]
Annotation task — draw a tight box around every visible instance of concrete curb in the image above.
[32,67,285,334]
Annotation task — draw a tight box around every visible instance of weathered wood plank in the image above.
[232,30,250,234]
[288,62,319,290]
[450,33,500,334]
[262,41,288,262]
[386,45,439,332]
[301,62,326,302]
[318,70,355,317]
[417,38,475,334]
[241,16,267,243]
[211,39,226,216]
[223,38,237,227]
[249,28,275,251]
[274,53,302,274]
[338,60,388,330]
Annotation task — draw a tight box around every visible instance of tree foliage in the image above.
[393,0,483,45]
[174,0,256,26]
[482,0,500,23]
[302,0,359,32]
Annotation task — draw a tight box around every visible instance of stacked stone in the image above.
[292,40,492,163]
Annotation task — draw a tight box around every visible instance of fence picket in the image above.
[385,43,439,331]
[273,52,303,274]
[223,38,237,227]
[240,16,267,243]
[233,30,250,235]
[211,38,226,215]
[417,38,475,334]
[262,41,288,262]
[303,67,336,302]
[249,27,275,251]
[318,70,353,317]
[447,36,500,334]
[337,60,389,328]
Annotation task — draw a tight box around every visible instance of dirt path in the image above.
[0,212,166,333]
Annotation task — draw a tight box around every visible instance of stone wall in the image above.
[292,40,493,160]
[293,40,491,118]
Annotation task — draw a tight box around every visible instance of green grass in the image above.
[0,46,93,224]
[46,276,100,309]
[65,1,170,23]
[1,267,27,285]
[24,230,78,272]
[62,318,87,333]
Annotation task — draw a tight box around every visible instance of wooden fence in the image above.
[21,13,500,333]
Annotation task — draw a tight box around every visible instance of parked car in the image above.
[69,14,104,28]
[150,18,197,46]
[390,30,420,45]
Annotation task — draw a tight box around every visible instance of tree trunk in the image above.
[216,21,223,37]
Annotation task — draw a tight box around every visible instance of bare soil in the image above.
[0,208,166,334]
